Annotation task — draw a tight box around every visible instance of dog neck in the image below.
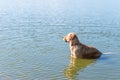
[70,42,79,46]
[69,37,80,46]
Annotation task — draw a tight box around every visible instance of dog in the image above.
[63,32,102,59]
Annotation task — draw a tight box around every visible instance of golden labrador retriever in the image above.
[63,32,102,59]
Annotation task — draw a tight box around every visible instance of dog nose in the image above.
[65,40,67,42]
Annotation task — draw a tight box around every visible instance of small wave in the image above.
[103,52,113,54]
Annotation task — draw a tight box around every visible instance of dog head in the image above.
[63,32,76,43]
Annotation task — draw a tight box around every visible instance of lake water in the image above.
[0,0,120,80]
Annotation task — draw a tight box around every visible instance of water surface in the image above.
[0,0,120,80]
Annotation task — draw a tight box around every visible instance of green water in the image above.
[0,0,120,80]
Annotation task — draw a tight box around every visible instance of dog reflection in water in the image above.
[64,57,95,79]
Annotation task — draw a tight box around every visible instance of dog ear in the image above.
[69,33,76,40]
